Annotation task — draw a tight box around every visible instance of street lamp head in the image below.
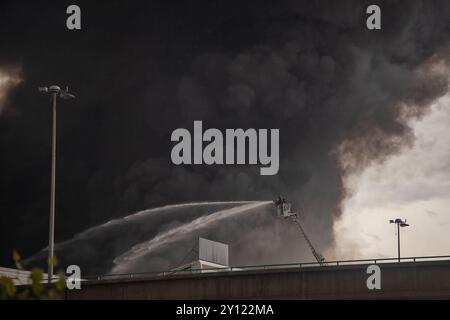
[390,218,410,227]
[39,85,75,99]
[48,85,61,94]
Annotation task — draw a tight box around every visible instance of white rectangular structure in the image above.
[199,237,229,266]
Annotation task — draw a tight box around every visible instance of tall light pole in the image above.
[389,218,409,262]
[39,85,75,283]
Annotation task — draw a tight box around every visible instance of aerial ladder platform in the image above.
[274,196,326,266]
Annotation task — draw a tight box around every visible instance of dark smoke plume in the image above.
[1,1,450,272]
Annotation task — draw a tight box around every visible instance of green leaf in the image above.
[12,250,23,270]
[55,270,67,291]
[0,277,17,299]
[30,268,44,298]
[48,256,59,267]
[12,250,21,262]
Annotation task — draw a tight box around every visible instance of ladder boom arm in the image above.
[291,216,326,265]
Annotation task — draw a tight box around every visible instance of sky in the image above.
[333,94,450,260]
[1,0,450,271]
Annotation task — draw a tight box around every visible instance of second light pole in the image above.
[389,218,410,262]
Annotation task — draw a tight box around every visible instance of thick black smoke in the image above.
[1,1,450,270]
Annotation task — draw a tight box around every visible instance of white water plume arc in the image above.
[71,201,254,240]
[112,201,272,270]
[26,201,258,267]
[33,200,255,255]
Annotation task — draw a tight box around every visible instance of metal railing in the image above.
[83,254,450,282]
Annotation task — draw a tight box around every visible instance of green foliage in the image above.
[0,251,67,300]
[0,277,16,299]
[55,270,67,291]
[12,250,23,270]
[48,256,59,268]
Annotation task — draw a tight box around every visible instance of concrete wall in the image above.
[66,260,450,299]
